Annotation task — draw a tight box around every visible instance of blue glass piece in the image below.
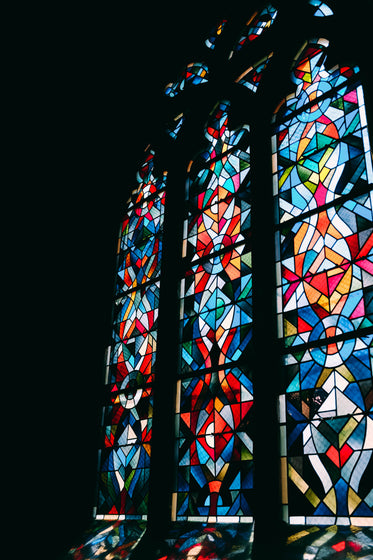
[344,382,365,410]
[314,501,334,516]
[288,422,307,447]
[287,401,307,421]
[334,478,349,516]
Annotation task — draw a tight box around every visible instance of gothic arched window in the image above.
[68,2,373,558]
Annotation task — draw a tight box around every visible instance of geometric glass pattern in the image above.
[205,19,227,51]
[82,13,373,560]
[95,147,167,519]
[166,113,185,140]
[273,38,373,525]
[164,62,209,98]
[93,4,280,530]
[229,3,278,59]
[235,52,273,93]
[174,100,254,522]
[308,0,334,18]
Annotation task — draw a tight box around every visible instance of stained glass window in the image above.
[96,148,167,520]
[273,38,373,525]
[173,100,254,522]
[81,4,373,558]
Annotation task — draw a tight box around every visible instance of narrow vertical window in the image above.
[173,101,254,522]
[96,148,167,519]
[273,39,373,525]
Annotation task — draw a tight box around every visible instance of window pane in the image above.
[96,149,167,519]
[174,101,254,522]
[274,39,373,525]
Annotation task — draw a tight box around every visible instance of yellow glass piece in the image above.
[246,11,258,26]
[284,319,297,337]
[305,488,321,507]
[319,166,330,183]
[279,165,294,189]
[319,146,334,170]
[287,527,319,544]
[336,364,355,382]
[217,463,229,481]
[281,457,288,504]
[324,487,337,514]
[289,463,309,494]
[318,293,331,311]
[171,492,178,522]
[214,397,224,412]
[339,417,358,446]
[348,487,362,515]
[329,290,344,311]
[316,368,333,387]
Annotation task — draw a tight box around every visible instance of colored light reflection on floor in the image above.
[66,522,373,559]
[155,523,254,559]
[286,525,373,559]
[66,520,146,559]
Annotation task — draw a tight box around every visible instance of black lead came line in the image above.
[279,324,373,355]
[275,183,373,231]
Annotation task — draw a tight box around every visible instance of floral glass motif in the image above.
[96,148,167,520]
[273,39,373,525]
[174,101,254,522]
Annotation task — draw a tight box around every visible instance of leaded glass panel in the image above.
[274,38,373,525]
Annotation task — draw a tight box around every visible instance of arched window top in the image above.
[127,147,168,207]
[203,100,250,153]
[273,38,362,126]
